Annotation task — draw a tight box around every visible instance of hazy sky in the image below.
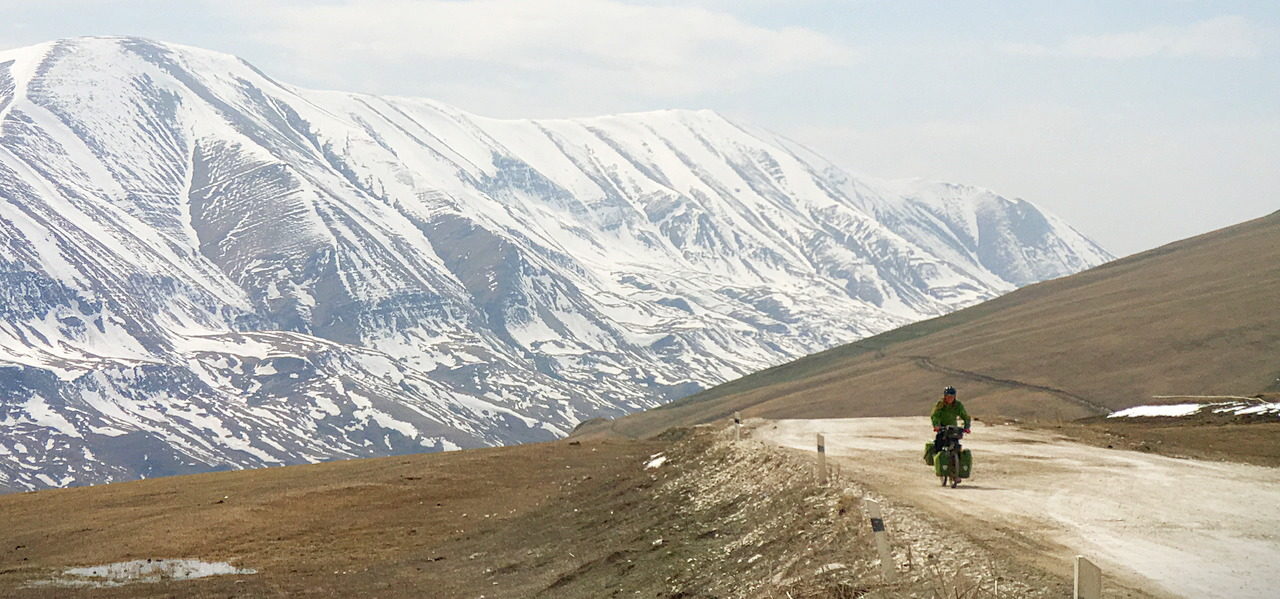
[2,1,1277,256]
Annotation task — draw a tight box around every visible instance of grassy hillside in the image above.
[590,210,1280,439]
[0,429,1074,598]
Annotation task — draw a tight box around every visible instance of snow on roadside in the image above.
[1215,402,1280,416]
[30,559,255,588]
[1108,401,1280,418]
[1108,403,1204,418]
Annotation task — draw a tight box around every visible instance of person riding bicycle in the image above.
[931,386,971,448]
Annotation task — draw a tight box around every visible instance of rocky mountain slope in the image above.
[0,36,1111,490]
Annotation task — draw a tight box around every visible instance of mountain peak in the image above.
[0,38,1112,491]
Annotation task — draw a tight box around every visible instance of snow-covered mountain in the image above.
[0,37,1112,491]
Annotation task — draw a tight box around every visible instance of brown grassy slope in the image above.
[0,439,658,598]
[591,210,1280,439]
[0,429,1077,598]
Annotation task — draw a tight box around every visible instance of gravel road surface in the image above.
[759,417,1280,598]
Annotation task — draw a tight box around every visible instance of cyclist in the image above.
[931,386,971,448]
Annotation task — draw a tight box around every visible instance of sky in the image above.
[1,0,1276,256]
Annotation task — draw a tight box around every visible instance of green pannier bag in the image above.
[959,449,972,479]
[933,448,952,477]
[923,442,936,466]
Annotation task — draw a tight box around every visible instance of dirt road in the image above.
[758,418,1280,599]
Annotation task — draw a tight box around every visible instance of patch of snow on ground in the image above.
[645,454,667,469]
[1109,400,1280,419]
[33,559,255,588]
[1215,402,1280,416]
[1236,404,1280,415]
[1107,404,1205,418]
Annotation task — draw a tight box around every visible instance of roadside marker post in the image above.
[816,433,827,484]
[1074,555,1101,599]
[864,498,896,581]
[733,411,741,441]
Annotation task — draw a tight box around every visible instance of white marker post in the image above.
[816,433,827,484]
[1074,555,1101,599]
[734,411,742,441]
[865,499,895,581]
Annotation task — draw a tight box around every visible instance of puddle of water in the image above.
[31,558,255,588]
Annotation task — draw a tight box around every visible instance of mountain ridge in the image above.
[0,36,1111,490]
[587,210,1279,440]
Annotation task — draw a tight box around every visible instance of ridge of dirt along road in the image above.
[758,417,1280,599]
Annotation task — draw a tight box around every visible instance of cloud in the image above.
[1001,15,1269,59]
[227,0,854,106]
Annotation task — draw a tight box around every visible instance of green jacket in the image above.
[931,399,971,429]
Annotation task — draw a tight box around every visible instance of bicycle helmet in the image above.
[943,386,956,396]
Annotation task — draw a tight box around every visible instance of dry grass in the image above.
[0,426,1082,598]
